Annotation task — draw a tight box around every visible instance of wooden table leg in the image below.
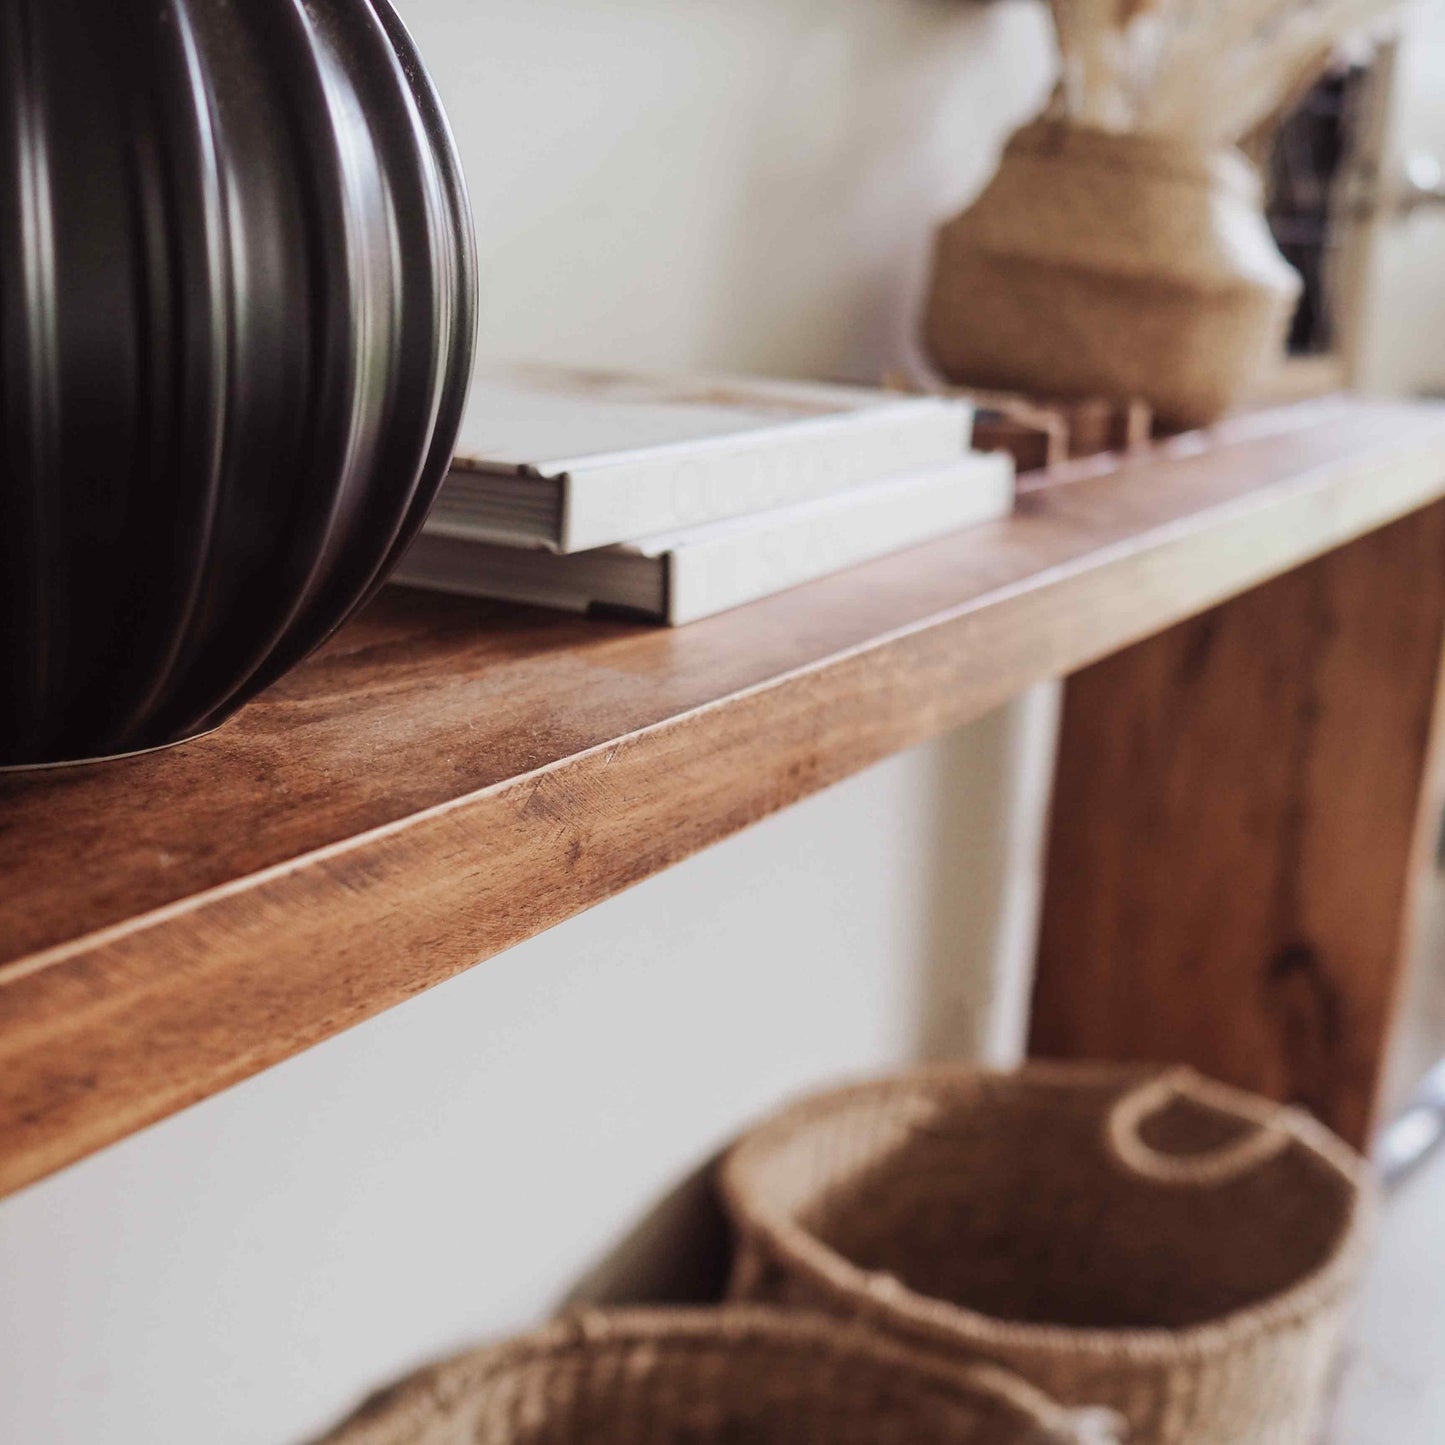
[1030,502,1445,1148]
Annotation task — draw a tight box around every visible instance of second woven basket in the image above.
[312,1306,1100,1443]
[720,1064,1372,1445]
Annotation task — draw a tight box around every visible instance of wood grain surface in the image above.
[1032,501,1445,1147]
[2,398,1444,1194]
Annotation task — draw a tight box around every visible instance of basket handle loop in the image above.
[1105,1067,1295,1186]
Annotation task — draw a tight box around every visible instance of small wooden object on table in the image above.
[887,375,1155,471]
[969,390,1155,470]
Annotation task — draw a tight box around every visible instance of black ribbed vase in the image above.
[0,0,477,768]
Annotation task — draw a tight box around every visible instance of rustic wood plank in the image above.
[2,397,1444,1194]
[1031,501,1445,1148]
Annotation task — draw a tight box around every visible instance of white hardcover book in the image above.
[439,364,973,553]
[397,452,1014,625]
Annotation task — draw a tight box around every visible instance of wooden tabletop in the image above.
[3,396,1445,1197]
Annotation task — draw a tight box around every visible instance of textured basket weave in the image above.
[922,121,1300,428]
[721,1065,1372,1445]
[313,1307,1101,1444]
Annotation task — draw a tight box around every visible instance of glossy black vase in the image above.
[0,0,477,767]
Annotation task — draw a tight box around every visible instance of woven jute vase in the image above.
[923,121,1302,429]
[721,1065,1372,1445]
[312,1307,1104,1444]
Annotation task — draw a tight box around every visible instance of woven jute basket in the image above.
[923,120,1301,428]
[721,1065,1372,1445]
[313,1306,1108,1444]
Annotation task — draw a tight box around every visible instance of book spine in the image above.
[561,405,972,552]
[667,456,1013,624]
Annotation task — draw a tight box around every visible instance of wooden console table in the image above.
[3,396,1444,1197]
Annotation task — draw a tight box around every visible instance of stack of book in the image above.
[394,366,1015,625]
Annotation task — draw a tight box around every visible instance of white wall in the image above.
[429,0,1052,382]
[0,4,1057,1442]
[1347,5,1445,397]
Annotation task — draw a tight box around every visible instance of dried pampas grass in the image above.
[1046,0,1400,143]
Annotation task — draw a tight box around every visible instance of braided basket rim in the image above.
[719,1062,1375,1365]
[313,1305,1084,1444]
